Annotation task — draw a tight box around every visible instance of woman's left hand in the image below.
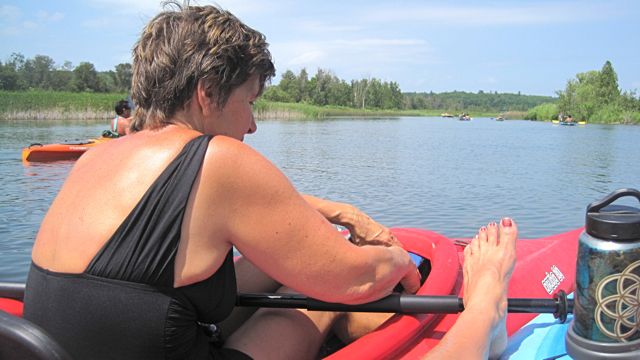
[341,206,402,248]
[302,194,402,248]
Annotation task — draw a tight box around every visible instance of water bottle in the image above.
[566,188,640,359]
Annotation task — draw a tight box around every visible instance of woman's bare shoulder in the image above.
[206,135,266,162]
[204,136,284,184]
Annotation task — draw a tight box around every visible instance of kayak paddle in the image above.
[237,290,573,322]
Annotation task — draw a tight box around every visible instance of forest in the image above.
[1,53,638,123]
[526,61,640,124]
[0,53,131,93]
[0,52,553,113]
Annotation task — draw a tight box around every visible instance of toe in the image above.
[478,226,488,243]
[499,218,518,249]
[486,222,499,246]
[471,234,481,253]
[464,241,473,256]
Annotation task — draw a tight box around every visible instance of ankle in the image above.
[464,298,504,326]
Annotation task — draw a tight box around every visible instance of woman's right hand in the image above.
[212,137,422,304]
[390,246,421,294]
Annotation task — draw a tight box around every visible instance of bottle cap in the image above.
[586,189,640,241]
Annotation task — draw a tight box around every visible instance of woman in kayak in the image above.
[24,3,516,360]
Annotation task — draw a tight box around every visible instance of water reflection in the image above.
[1,118,639,282]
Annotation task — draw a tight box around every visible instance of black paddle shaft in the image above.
[237,290,573,322]
[0,282,571,322]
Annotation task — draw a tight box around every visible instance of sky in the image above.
[1,0,638,97]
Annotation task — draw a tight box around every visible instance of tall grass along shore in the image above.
[4,90,633,123]
[1,91,512,121]
[0,91,125,120]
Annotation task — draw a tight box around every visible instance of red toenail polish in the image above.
[480,226,486,232]
[502,218,512,227]
[489,222,496,228]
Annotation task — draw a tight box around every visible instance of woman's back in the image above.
[30,128,231,282]
[25,133,238,359]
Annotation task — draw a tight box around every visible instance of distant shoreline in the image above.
[0,108,516,121]
[0,90,541,122]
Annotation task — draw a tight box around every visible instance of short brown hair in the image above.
[129,3,275,132]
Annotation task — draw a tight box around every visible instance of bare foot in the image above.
[462,218,517,359]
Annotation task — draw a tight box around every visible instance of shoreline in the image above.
[1,91,636,124]
[0,109,114,121]
[0,90,509,120]
[0,108,517,121]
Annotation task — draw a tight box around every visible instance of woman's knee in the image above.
[226,307,341,359]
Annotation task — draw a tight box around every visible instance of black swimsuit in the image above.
[24,135,251,360]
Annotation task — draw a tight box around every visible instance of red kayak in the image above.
[0,227,581,358]
[326,227,580,359]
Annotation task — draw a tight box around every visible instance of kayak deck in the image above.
[327,227,581,359]
[0,227,582,359]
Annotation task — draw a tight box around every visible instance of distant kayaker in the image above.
[23,3,516,360]
[111,99,131,136]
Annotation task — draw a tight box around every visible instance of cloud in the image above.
[86,0,162,15]
[36,11,64,22]
[81,18,113,29]
[22,21,38,30]
[288,49,326,66]
[0,5,21,35]
[85,0,281,17]
[362,1,617,26]
[215,0,282,16]
[333,38,427,48]
[0,5,21,22]
[1,5,64,35]
[272,36,433,81]
[295,20,363,34]
[484,76,498,84]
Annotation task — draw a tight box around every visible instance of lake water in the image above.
[1,117,639,283]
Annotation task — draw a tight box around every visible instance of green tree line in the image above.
[0,53,131,93]
[263,68,552,112]
[262,68,404,109]
[403,91,554,112]
[526,61,640,124]
[2,53,638,123]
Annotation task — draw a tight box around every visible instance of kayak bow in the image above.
[0,227,581,359]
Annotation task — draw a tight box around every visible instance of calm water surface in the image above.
[1,117,639,282]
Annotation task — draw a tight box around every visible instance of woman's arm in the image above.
[301,194,402,248]
[202,137,420,304]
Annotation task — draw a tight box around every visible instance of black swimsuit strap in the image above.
[85,135,213,286]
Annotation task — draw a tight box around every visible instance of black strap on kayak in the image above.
[0,282,25,301]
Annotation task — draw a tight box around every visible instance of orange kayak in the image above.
[21,137,113,163]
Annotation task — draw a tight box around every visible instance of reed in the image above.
[1,91,536,121]
[0,90,126,120]
[501,111,527,120]
[253,101,440,119]
[1,108,112,120]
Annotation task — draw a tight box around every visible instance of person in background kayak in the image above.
[111,99,132,136]
[24,3,515,360]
